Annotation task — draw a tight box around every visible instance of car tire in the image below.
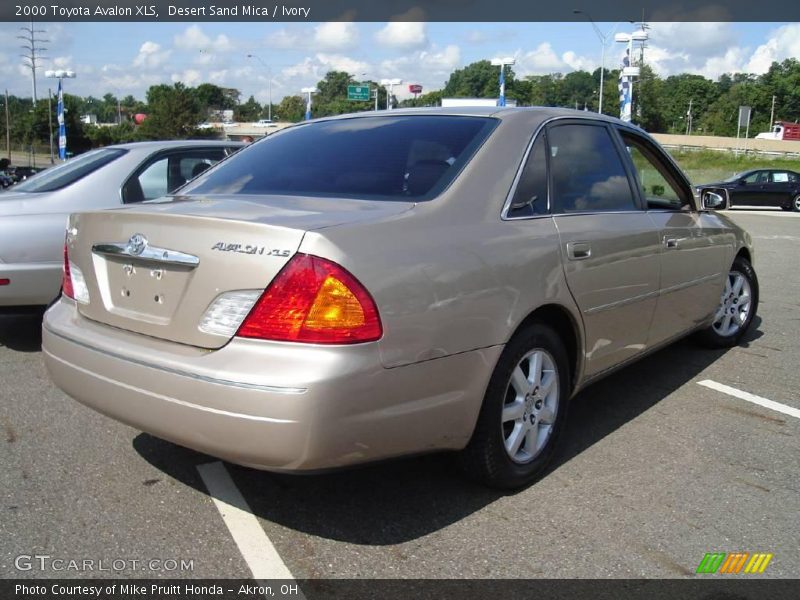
[792,194,800,212]
[459,323,571,489]
[695,256,759,348]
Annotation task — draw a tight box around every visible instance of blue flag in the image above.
[305,94,312,121]
[57,80,66,160]
[497,66,506,107]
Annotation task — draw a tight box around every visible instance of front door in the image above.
[618,129,729,344]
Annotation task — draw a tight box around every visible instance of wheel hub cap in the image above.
[712,270,752,337]
[501,348,559,464]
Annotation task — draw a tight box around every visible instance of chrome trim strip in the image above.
[92,243,200,268]
[659,273,721,296]
[583,290,660,315]
[583,273,721,315]
[44,325,307,395]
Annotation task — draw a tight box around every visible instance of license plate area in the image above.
[92,255,193,325]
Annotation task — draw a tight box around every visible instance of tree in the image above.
[137,82,203,139]
[443,60,511,99]
[277,95,306,122]
[236,95,262,122]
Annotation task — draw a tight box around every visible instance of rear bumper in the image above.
[42,299,501,471]
[0,262,61,306]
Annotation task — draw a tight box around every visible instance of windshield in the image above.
[11,148,127,193]
[181,115,497,201]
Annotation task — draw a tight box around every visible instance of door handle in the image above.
[664,237,679,249]
[566,241,592,260]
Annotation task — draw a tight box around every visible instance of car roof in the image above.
[305,106,646,131]
[107,140,244,151]
[289,107,655,143]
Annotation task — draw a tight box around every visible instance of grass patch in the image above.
[665,149,800,185]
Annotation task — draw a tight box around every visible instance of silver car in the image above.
[42,108,758,488]
[0,141,242,307]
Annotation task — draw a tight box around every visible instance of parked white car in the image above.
[0,140,242,307]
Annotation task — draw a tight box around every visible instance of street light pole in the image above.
[380,79,403,110]
[301,87,317,121]
[573,10,622,114]
[247,54,272,121]
[45,69,75,160]
[490,57,515,106]
[47,88,54,164]
[4,89,10,161]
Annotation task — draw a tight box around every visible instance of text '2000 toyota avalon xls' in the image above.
[42,108,758,488]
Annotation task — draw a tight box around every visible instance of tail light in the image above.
[62,242,90,304]
[62,243,75,299]
[237,254,382,344]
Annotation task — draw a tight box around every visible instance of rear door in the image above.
[121,147,232,204]
[766,170,794,208]
[547,120,661,377]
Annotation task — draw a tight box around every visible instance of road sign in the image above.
[347,85,370,101]
[409,84,423,94]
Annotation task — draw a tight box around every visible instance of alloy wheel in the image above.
[501,349,559,464]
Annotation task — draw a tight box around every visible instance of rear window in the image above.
[181,116,497,201]
[11,148,127,193]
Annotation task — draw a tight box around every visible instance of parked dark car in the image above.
[697,168,800,211]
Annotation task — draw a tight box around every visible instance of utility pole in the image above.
[18,20,48,106]
[769,95,776,127]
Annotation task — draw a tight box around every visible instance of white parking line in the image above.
[697,380,800,420]
[197,461,294,580]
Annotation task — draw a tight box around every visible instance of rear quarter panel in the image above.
[299,113,584,375]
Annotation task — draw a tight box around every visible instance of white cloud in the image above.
[515,43,568,75]
[264,28,304,49]
[174,25,232,53]
[208,69,228,84]
[744,23,800,74]
[561,50,594,73]
[132,41,171,69]
[375,9,428,50]
[316,53,370,75]
[314,22,359,50]
[171,69,202,86]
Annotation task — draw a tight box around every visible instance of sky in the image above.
[1,21,799,104]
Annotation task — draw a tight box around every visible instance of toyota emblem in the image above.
[126,233,148,256]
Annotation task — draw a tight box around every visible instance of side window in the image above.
[549,124,636,213]
[123,149,228,203]
[508,134,548,217]
[772,171,790,183]
[136,157,169,201]
[742,172,764,184]
[621,132,691,210]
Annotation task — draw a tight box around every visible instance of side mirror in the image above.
[701,190,726,210]
[737,179,746,186]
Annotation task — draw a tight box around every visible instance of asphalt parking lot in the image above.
[1,208,798,580]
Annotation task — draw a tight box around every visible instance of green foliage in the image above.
[137,83,203,139]
[277,95,306,123]
[236,95,262,122]
[84,122,137,146]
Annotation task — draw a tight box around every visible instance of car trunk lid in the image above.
[68,195,410,349]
